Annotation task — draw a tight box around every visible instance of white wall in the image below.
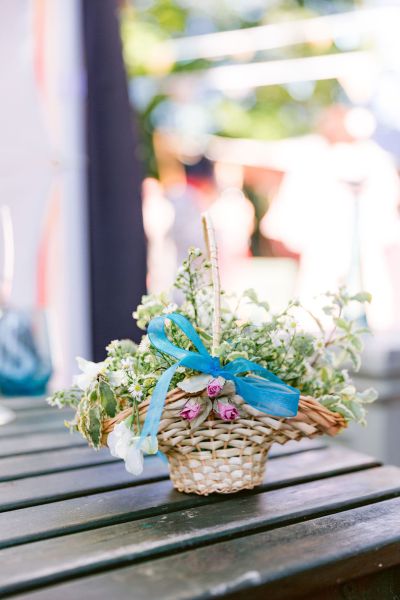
[0,0,90,387]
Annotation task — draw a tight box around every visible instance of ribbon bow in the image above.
[139,312,299,444]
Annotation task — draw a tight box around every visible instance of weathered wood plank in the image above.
[0,458,167,512]
[0,466,398,596]
[13,495,400,600]
[0,437,324,484]
[0,407,65,425]
[0,405,68,421]
[0,440,326,482]
[0,397,49,412]
[0,447,120,482]
[0,430,86,458]
[0,419,66,439]
[301,565,400,600]
[0,445,373,513]
[0,447,378,548]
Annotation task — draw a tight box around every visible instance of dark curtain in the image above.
[82,0,147,360]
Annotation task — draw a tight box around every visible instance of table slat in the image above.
[0,439,328,497]
[0,466,397,596]
[0,397,49,411]
[10,486,400,600]
[0,446,377,548]
[0,447,118,482]
[0,411,72,439]
[0,431,87,458]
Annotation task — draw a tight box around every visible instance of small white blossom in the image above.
[162,303,178,315]
[106,340,119,353]
[49,396,63,409]
[73,357,106,391]
[270,331,289,348]
[120,356,134,369]
[129,382,143,400]
[108,370,128,388]
[141,435,158,455]
[138,336,150,352]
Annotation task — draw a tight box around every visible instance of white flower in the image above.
[48,396,63,409]
[128,382,143,400]
[177,374,226,395]
[108,369,128,388]
[120,356,134,369]
[141,435,158,455]
[138,336,150,352]
[107,421,132,458]
[162,303,178,315]
[177,374,212,393]
[106,340,119,353]
[124,445,144,475]
[73,357,106,391]
[107,421,158,476]
[270,331,289,348]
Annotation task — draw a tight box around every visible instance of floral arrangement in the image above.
[49,241,376,481]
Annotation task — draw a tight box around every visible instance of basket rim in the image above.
[101,387,347,446]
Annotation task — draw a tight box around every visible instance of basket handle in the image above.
[201,212,221,357]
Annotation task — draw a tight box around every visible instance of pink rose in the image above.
[207,378,224,398]
[180,400,202,421]
[216,401,239,421]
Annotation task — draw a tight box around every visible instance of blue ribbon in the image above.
[139,312,299,445]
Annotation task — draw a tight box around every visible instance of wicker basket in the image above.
[102,214,346,495]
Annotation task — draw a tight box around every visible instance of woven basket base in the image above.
[168,449,269,495]
[101,391,347,496]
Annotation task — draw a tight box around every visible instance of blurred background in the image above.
[1,0,400,462]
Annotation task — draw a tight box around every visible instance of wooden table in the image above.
[1,397,400,600]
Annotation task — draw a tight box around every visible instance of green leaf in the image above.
[354,327,370,335]
[351,291,372,303]
[334,400,357,421]
[244,288,257,301]
[320,367,329,384]
[243,288,269,311]
[347,348,361,371]
[334,317,351,332]
[347,400,366,424]
[98,380,117,417]
[87,406,102,449]
[349,335,363,352]
[358,387,378,403]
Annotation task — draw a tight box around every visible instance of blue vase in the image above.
[0,308,52,396]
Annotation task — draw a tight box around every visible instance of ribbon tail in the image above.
[223,357,295,387]
[233,375,299,418]
[138,362,180,447]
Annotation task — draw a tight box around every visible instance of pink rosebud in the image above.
[207,378,224,398]
[216,401,239,421]
[180,400,202,421]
